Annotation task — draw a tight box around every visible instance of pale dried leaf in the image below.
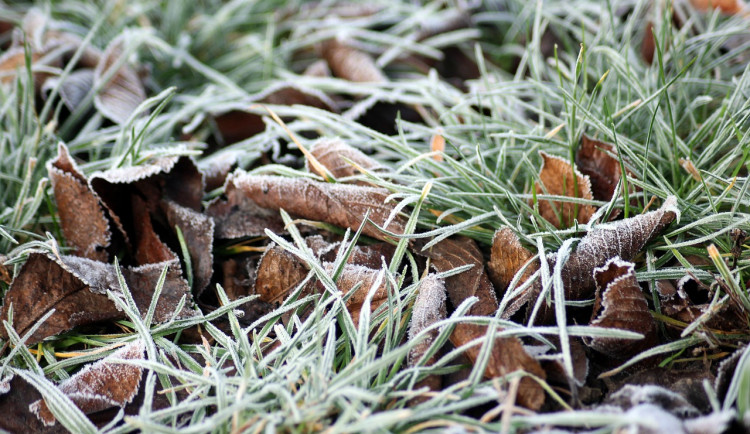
[407,275,446,396]
[93,35,146,124]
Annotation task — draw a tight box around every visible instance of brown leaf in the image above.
[30,341,145,426]
[0,47,49,86]
[691,0,746,14]
[407,274,446,397]
[162,199,215,295]
[641,22,656,64]
[586,257,658,359]
[0,253,197,344]
[255,245,310,305]
[576,135,632,202]
[535,151,596,228]
[46,143,111,261]
[512,196,680,322]
[131,195,176,265]
[0,375,51,433]
[93,35,146,124]
[321,39,387,83]
[199,151,240,191]
[539,338,589,388]
[308,138,385,180]
[423,236,546,410]
[206,174,286,239]
[488,227,537,298]
[228,174,406,242]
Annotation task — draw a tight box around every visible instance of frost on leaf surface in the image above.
[30,341,145,426]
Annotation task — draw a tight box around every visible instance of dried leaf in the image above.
[407,275,446,396]
[576,135,632,202]
[513,196,680,322]
[0,253,197,344]
[535,151,596,228]
[131,194,176,265]
[255,245,310,305]
[30,341,145,426]
[488,227,537,296]
[206,174,286,239]
[308,138,385,180]
[47,143,111,261]
[228,173,406,242]
[690,0,746,14]
[93,35,146,124]
[0,47,53,87]
[162,199,215,295]
[619,367,714,413]
[199,151,240,191]
[642,22,656,64]
[321,39,387,83]
[0,375,50,433]
[423,236,546,410]
[587,258,658,359]
[323,262,388,307]
[539,338,589,387]
[42,68,94,111]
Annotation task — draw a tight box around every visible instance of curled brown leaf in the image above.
[587,257,658,359]
[407,274,446,398]
[576,135,633,203]
[488,227,537,298]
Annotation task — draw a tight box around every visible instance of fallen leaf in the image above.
[131,195,176,265]
[429,132,445,162]
[512,196,680,322]
[46,143,111,261]
[206,174,286,239]
[407,274,447,397]
[41,69,95,112]
[618,367,714,414]
[93,35,147,124]
[0,375,49,433]
[30,341,145,426]
[308,138,385,180]
[321,39,387,83]
[538,338,589,387]
[227,173,406,242]
[423,236,546,410]
[576,135,633,202]
[587,257,658,359]
[641,22,656,64]
[254,245,311,305]
[690,0,746,14]
[162,199,215,295]
[535,151,596,228]
[488,227,537,297]
[0,253,197,344]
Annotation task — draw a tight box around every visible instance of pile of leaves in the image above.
[1,0,750,432]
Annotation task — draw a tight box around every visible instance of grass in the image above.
[1,0,749,432]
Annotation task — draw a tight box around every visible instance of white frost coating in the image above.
[0,374,11,394]
[407,275,447,367]
[59,340,144,398]
[408,275,447,342]
[90,156,178,185]
[30,341,145,426]
[59,255,121,294]
[198,150,240,178]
